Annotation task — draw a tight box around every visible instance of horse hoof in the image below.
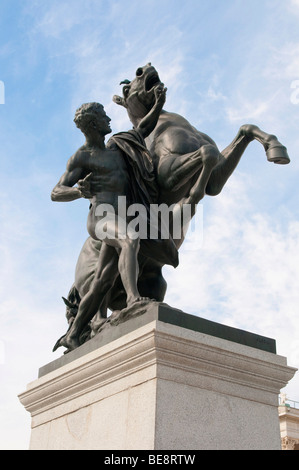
[266,143,290,164]
[52,336,65,352]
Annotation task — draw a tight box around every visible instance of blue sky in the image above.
[1,0,299,449]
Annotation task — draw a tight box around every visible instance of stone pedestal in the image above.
[19,303,297,450]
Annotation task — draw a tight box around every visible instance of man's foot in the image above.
[126,296,151,307]
[90,317,107,337]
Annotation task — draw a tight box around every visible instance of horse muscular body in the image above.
[64,63,290,338]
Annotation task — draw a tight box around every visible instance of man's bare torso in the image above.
[76,144,131,207]
[71,144,131,240]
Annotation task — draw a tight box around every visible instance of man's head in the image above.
[113,63,164,123]
[74,102,111,136]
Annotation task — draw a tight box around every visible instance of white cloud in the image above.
[33,1,96,38]
[207,86,227,103]
[26,2,189,136]
[226,92,278,122]
[0,172,80,449]
[164,173,299,398]
[289,0,299,11]
[2,0,298,449]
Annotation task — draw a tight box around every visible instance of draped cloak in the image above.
[107,129,179,268]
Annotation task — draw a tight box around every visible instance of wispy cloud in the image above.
[1,0,298,449]
[23,0,189,134]
[226,92,279,122]
[164,173,299,396]
[289,0,299,12]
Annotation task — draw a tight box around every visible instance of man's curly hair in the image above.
[74,102,104,135]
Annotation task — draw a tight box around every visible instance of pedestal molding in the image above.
[19,319,297,430]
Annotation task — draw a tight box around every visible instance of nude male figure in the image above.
[52,86,167,351]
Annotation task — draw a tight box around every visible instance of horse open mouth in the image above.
[145,72,161,92]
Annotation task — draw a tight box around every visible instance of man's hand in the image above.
[77,173,93,199]
[154,83,167,107]
[136,83,167,138]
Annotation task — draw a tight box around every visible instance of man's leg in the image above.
[116,236,145,306]
[61,243,118,350]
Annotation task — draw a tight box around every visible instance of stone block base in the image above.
[19,304,297,450]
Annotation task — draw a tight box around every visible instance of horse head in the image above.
[113,63,163,124]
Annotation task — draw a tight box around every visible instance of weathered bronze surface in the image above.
[52,64,290,353]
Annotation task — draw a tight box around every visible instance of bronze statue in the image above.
[52,64,290,353]
[52,86,179,351]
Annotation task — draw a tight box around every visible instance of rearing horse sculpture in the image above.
[55,63,290,349]
[113,63,290,214]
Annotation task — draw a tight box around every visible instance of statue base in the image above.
[19,303,297,450]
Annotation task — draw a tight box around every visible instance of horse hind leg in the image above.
[159,144,220,196]
[186,144,220,205]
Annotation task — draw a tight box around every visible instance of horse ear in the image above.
[112,95,127,108]
[62,296,76,309]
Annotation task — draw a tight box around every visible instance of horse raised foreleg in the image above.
[206,124,290,197]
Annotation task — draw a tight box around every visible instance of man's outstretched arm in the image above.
[51,153,92,202]
[137,84,166,138]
